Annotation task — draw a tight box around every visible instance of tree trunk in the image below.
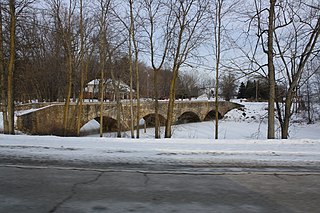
[277,18,320,139]
[267,0,276,139]
[143,0,173,139]
[164,2,185,138]
[130,0,140,139]
[164,23,184,138]
[97,0,112,137]
[63,50,73,136]
[214,76,219,139]
[99,52,105,138]
[129,54,135,138]
[128,3,135,138]
[0,3,9,133]
[7,0,16,135]
[116,79,122,138]
[165,64,179,138]
[214,0,222,140]
[164,1,206,138]
[59,2,75,136]
[99,79,104,137]
[109,54,122,138]
[306,79,312,124]
[281,92,293,139]
[135,54,140,138]
[154,69,160,138]
[76,0,85,136]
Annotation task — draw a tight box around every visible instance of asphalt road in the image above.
[0,163,320,213]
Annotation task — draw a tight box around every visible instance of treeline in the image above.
[1,0,319,139]
[0,0,208,137]
[0,4,198,103]
[237,80,287,101]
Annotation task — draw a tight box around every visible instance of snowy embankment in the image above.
[81,100,320,140]
[0,135,319,168]
[0,100,319,168]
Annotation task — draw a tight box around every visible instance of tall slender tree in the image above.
[142,0,173,138]
[267,0,276,139]
[213,0,223,139]
[76,0,85,136]
[240,0,320,138]
[128,0,135,138]
[274,4,320,138]
[129,0,141,138]
[7,0,17,135]
[165,0,210,138]
[97,0,111,137]
[48,0,77,135]
[0,3,8,134]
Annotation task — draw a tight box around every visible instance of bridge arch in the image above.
[80,116,125,133]
[80,108,127,134]
[176,111,201,124]
[94,116,125,132]
[142,113,166,127]
[204,110,222,121]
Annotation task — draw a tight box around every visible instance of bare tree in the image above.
[0,3,8,133]
[239,0,280,138]
[141,0,173,138]
[110,1,142,138]
[220,72,237,101]
[213,0,223,139]
[176,71,199,99]
[47,0,77,135]
[208,0,240,138]
[247,0,277,138]
[96,0,111,137]
[1,0,36,134]
[76,0,85,136]
[164,0,210,138]
[7,0,17,134]
[128,0,135,138]
[266,0,276,139]
[129,0,141,138]
[19,7,68,103]
[273,1,320,138]
[241,0,320,138]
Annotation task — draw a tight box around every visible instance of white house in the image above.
[84,78,133,100]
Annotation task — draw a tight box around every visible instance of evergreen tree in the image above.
[237,82,246,98]
[258,80,269,100]
[245,80,255,99]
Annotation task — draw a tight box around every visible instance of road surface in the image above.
[0,161,319,213]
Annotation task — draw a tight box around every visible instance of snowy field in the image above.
[0,100,319,168]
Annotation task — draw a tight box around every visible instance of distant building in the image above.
[84,79,133,101]
[199,87,215,100]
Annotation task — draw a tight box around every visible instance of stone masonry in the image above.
[16,100,243,136]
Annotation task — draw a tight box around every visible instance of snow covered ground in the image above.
[82,100,320,140]
[0,135,319,168]
[0,100,319,168]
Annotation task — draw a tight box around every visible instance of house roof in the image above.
[86,78,133,92]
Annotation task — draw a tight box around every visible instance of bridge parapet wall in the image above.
[17,101,243,136]
[17,104,68,135]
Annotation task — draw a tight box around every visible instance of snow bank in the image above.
[0,135,319,168]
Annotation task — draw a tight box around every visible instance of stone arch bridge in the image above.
[17,100,243,136]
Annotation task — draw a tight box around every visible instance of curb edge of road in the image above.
[1,164,320,176]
